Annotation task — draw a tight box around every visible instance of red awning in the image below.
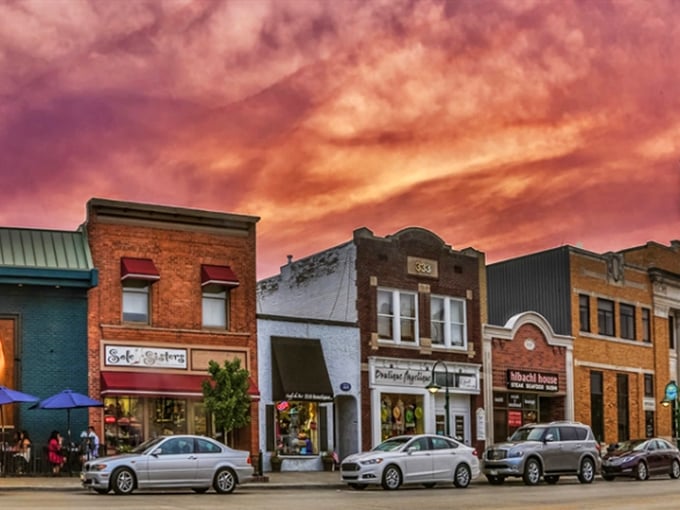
[101,371,259,399]
[201,264,239,287]
[121,257,160,281]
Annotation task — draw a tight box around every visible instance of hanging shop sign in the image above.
[506,369,559,392]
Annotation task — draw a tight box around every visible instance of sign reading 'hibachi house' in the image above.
[506,369,559,392]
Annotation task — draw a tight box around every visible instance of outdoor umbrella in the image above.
[32,389,103,445]
[0,386,39,440]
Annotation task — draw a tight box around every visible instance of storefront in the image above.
[483,311,574,445]
[368,357,481,446]
[100,342,256,454]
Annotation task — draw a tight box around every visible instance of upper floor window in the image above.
[579,294,590,332]
[644,374,654,398]
[431,296,467,349]
[378,289,417,344]
[597,298,615,336]
[642,308,651,343]
[619,303,636,340]
[120,257,159,324]
[201,264,239,329]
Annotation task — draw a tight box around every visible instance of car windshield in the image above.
[372,437,411,452]
[612,439,647,452]
[509,427,545,442]
[132,436,166,454]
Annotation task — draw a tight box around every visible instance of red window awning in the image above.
[121,257,160,281]
[101,371,259,399]
[201,264,239,287]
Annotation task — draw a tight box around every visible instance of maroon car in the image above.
[601,438,680,481]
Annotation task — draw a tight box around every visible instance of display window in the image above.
[379,393,424,441]
[275,401,319,456]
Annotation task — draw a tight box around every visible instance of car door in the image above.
[430,436,460,482]
[646,440,666,475]
[146,437,198,486]
[540,427,564,473]
[402,437,434,483]
[195,437,223,484]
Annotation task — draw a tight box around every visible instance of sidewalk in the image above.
[0,470,347,492]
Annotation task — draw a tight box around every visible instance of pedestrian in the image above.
[80,425,100,461]
[47,430,65,476]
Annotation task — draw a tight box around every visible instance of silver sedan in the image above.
[81,435,253,495]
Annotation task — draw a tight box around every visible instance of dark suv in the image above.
[482,421,601,485]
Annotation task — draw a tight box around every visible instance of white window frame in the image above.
[377,288,418,345]
[430,295,467,350]
[122,281,150,324]
[202,286,229,329]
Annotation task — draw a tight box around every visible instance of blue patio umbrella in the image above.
[0,385,40,440]
[32,389,103,444]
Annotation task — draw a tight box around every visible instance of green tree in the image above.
[201,358,251,446]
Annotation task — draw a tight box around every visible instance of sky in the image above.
[1,0,679,279]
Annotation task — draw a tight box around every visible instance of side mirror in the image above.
[152,448,162,456]
[407,446,417,454]
[544,434,555,443]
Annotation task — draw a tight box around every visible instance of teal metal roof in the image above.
[0,228,97,288]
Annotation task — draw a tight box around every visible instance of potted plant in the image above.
[270,452,282,472]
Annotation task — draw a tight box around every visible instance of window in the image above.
[431,296,467,349]
[670,315,676,350]
[202,285,229,328]
[597,298,615,336]
[642,308,651,343]
[617,373,629,441]
[377,289,417,344]
[644,374,654,398]
[619,303,636,340]
[590,371,604,443]
[579,294,590,332]
[122,280,150,323]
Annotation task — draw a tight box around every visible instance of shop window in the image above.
[645,410,655,438]
[377,289,418,344]
[379,394,424,440]
[617,373,629,441]
[104,397,143,454]
[641,308,651,343]
[597,298,615,336]
[122,280,150,323]
[202,285,229,328]
[619,303,635,340]
[151,397,187,437]
[579,294,590,332]
[431,296,466,349]
[590,371,604,443]
[275,401,321,456]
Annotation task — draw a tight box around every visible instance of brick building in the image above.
[84,198,260,455]
[0,227,97,446]
[257,227,486,462]
[488,245,669,444]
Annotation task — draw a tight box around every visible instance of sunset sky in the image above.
[1,0,678,278]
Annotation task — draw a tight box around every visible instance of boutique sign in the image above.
[506,369,559,392]
[105,344,187,369]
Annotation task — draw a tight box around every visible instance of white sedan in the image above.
[341,434,480,490]
[81,435,253,495]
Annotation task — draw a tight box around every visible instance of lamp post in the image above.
[426,360,450,437]
[661,380,680,448]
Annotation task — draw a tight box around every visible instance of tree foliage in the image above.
[201,358,251,445]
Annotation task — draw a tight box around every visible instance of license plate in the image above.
[488,470,497,475]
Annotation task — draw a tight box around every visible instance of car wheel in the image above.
[93,488,110,495]
[486,475,505,485]
[602,474,615,481]
[381,465,402,490]
[670,459,680,479]
[213,467,237,494]
[578,458,595,484]
[522,458,541,486]
[635,462,649,481]
[422,482,436,488]
[349,483,367,490]
[544,475,560,485]
[192,488,209,494]
[454,464,471,488]
[111,467,135,495]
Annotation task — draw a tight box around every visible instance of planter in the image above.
[270,457,282,472]
[322,457,335,472]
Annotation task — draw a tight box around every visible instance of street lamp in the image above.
[426,360,450,437]
[661,380,680,448]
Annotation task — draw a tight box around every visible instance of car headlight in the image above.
[360,458,384,465]
[619,456,636,464]
[90,464,109,471]
[508,451,524,458]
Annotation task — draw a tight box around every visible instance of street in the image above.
[2,478,680,509]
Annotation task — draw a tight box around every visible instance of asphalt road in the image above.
[1,477,680,509]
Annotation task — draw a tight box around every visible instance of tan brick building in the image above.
[84,198,260,455]
[488,244,679,445]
